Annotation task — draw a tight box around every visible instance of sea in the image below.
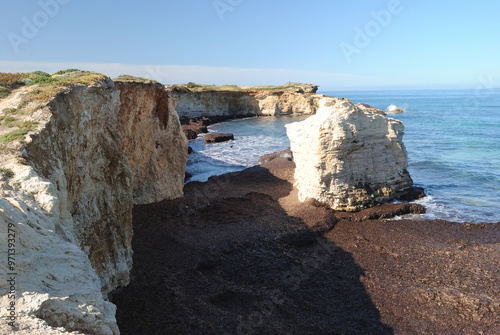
[186,89,500,223]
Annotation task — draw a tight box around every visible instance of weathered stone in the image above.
[0,78,187,334]
[286,97,414,211]
[390,108,406,114]
[397,186,426,201]
[183,128,198,140]
[169,89,324,119]
[115,81,187,205]
[259,148,293,164]
[204,133,234,143]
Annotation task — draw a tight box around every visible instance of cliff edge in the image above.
[0,72,187,334]
[168,83,324,120]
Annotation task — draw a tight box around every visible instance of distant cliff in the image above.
[0,73,187,334]
[168,83,324,120]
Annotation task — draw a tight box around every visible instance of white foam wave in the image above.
[186,133,291,182]
[387,104,398,112]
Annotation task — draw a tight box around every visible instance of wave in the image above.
[387,104,397,112]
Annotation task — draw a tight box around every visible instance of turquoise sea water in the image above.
[186,89,500,223]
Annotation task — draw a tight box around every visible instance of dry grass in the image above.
[113,74,160,84]
[172,82,316,92]
[0,70,108,103]
[0,128,31,143]
[0,70,107,146]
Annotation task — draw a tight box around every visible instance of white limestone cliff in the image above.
[0,78,187,334]
[286,97,413,211]
[169,89,324,119]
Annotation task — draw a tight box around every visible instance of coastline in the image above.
[112,157,500,334]
[1,73,498,333]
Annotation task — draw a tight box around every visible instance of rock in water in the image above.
[204,133,234,143]
[258,148,293,164]
[286,97,413,211]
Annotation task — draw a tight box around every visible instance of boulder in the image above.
[390,108,406,114]
[259,148,293,164]
[183,128,198,140]
[286,97,414,212]
[397,186,426,201]
[204,133,234,143]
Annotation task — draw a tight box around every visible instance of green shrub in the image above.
[114,74,160,84]
[20,121,38,129]
[0,168,14,178]
[3,116,18,127]
[30,71,50,77]
[52,69,80,76]
[0,128,30,143]
[0,73,25,87]
[186,82,201,88]
[0,86,11,98]
[27,76,59,86]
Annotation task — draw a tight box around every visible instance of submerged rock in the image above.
[390,108,406,114]
[286,97,414,211]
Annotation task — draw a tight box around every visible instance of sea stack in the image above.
[286,97,413,211]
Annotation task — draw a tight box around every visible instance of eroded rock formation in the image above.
[286,97,413,211]
[169,89,324,119]
[204,133,234,143]
[0,78,187,334]
[115,81,187,204]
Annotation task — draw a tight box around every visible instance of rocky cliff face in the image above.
[0,79,187,334]
[116,82,186,204]
[169,89,324,119]
[286,97,413,211]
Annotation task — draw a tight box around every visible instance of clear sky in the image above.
[1,0,499,90]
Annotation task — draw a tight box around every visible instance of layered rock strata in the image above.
[0,79,187,334]
[286,97,413,211]
[169,89,324,119]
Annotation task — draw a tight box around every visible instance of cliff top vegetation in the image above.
[170,81,318,93]
[113,74,160,85]
[0,70,107,147]
[0,69,107,100]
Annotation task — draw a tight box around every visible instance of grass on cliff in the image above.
[0,70,106,145]
[0,70,108,103]
[0,128,31,143]
[174,81,316,92]
[0,167,14,178]
[114,74,160,85]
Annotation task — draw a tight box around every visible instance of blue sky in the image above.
[1,0,499,90]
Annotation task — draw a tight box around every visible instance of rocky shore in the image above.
[112,157,500,335]
[1,73,499,334]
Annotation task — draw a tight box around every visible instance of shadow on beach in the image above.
[112,167,392,334]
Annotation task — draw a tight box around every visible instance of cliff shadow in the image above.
[111,167,393,334]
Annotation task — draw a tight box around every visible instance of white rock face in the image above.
[0,79,188,334]
[286,97,413,211]
[170,90,324,118]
